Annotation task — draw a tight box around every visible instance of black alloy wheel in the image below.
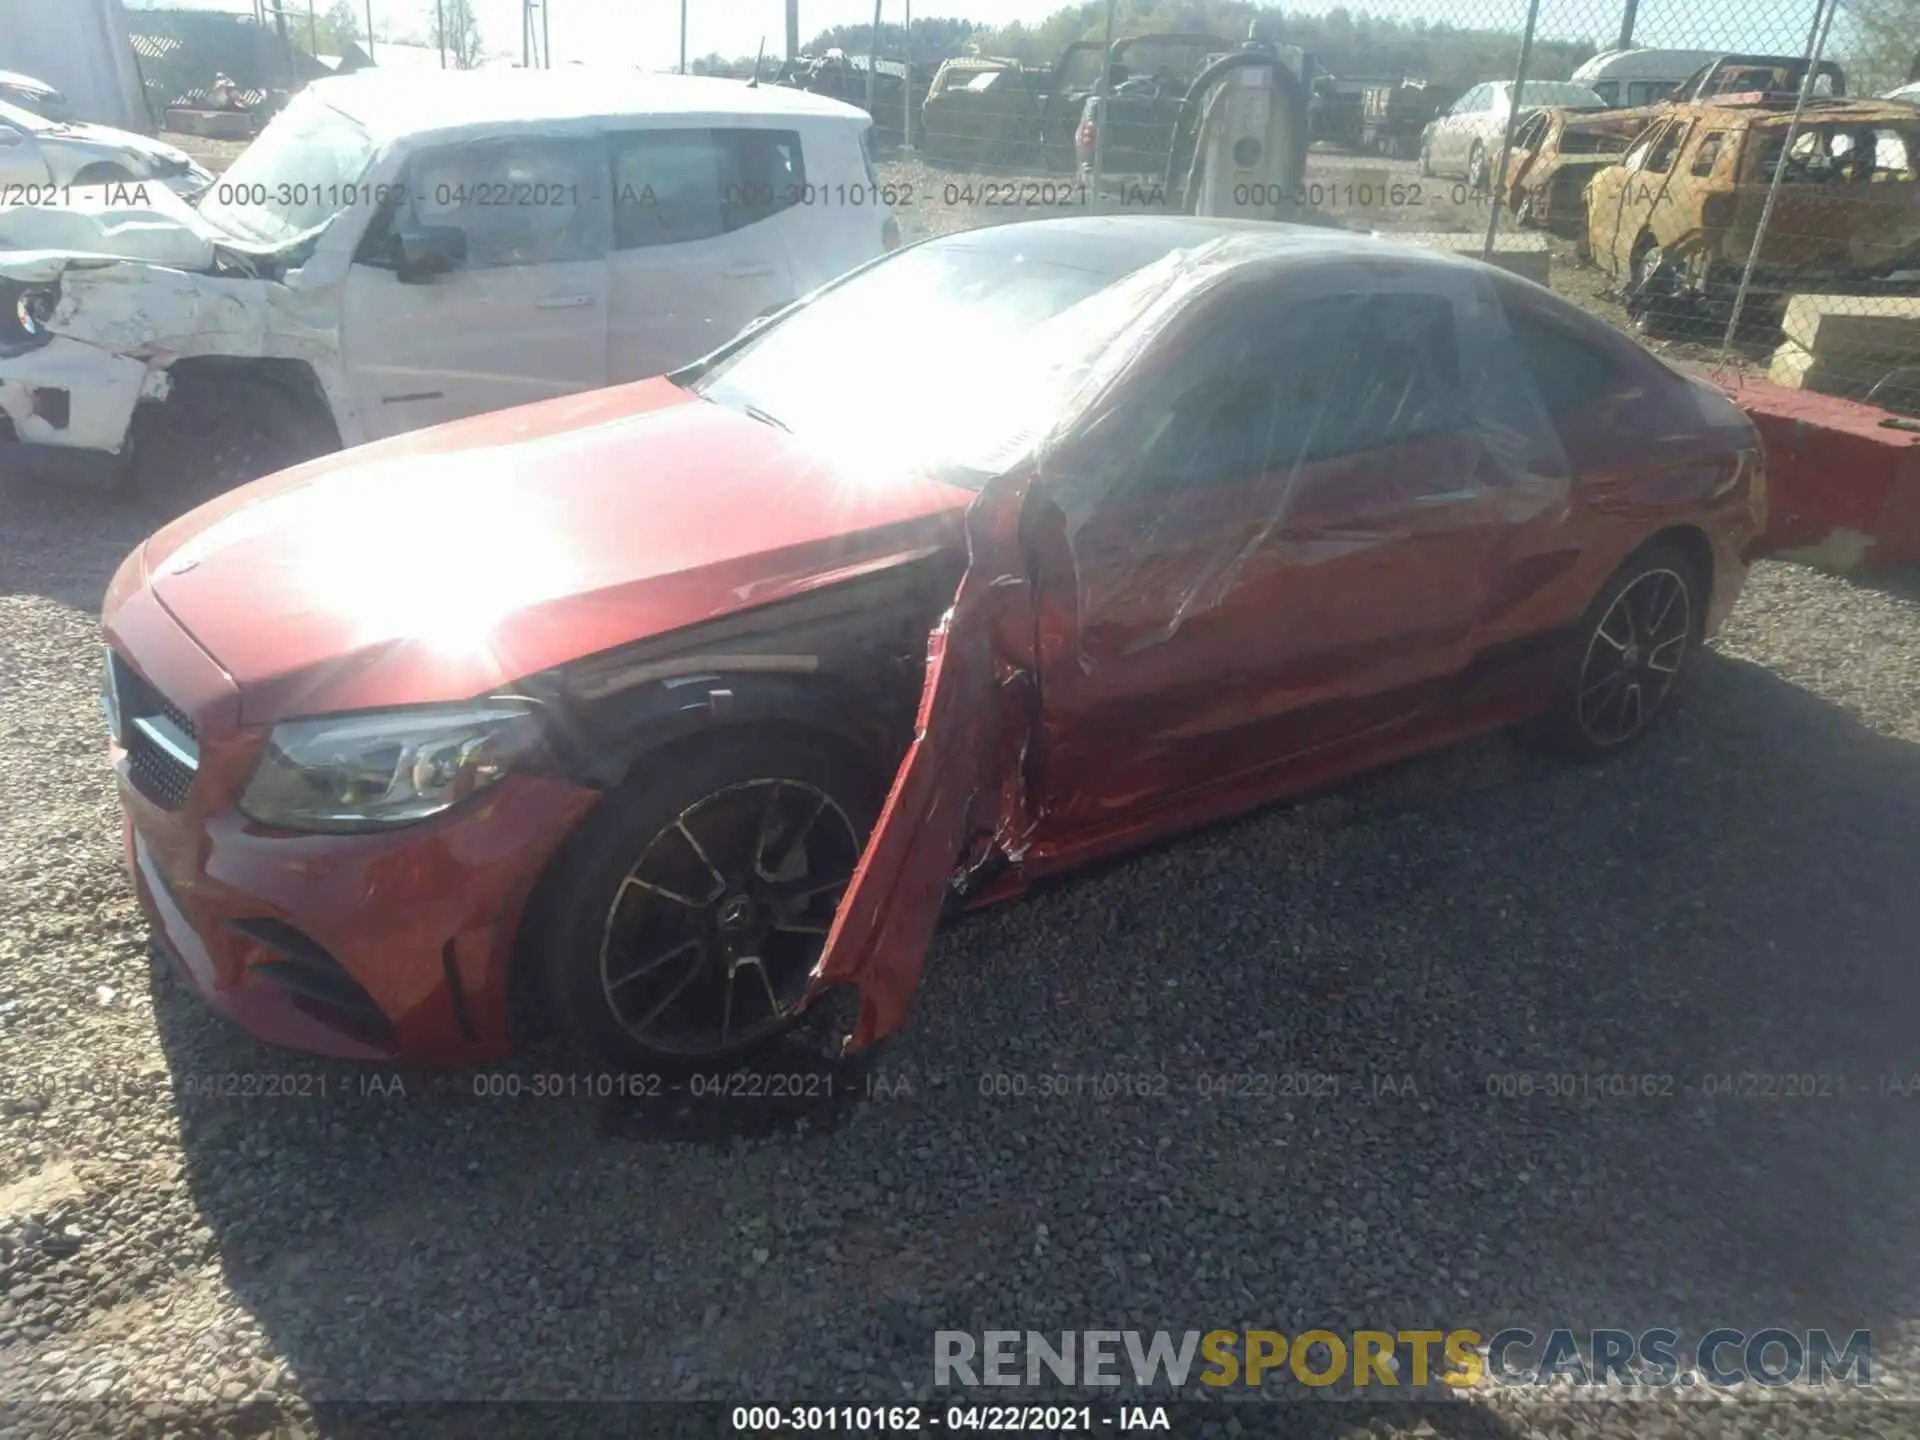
[598,778,862,1059]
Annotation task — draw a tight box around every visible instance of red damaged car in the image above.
[100,216,1765,1068]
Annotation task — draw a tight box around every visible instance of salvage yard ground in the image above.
[0,137,1917,1437]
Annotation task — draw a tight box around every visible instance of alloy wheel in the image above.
[598,779,861,1058]
[1576,568,1692,747]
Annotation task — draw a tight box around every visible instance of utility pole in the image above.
[902,0,913,153]
[365,0,374,57]
[866,0,881,118]
[1615,0,1638,51]
[307,0,317,56]
[438,0,447,67]
[680,0,688,73]
[787,0,800,60]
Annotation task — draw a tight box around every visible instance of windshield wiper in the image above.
[740,402,790,432]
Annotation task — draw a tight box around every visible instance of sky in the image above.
[125,0,1848,71]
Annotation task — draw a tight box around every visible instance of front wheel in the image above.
[1417,134,1434,176]
[1524,541,1703,760]
[531,727,883,1069]
[1466,142,1488,191]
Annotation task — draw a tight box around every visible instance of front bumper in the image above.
[106,583,602,1064]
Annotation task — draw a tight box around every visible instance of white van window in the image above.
[410,137,601,269]
[609,128,809,251]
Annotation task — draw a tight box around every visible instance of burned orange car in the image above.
[1499,105,1659,242]
[1587,96,1920,333]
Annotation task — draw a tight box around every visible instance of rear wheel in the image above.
[1417,133,1434,176]
[1466,141,1488,191]
[1524,540,1704,760]
[532,727,882,1070]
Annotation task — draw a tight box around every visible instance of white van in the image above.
[1571,49,1720,108]
[0,68,900,504]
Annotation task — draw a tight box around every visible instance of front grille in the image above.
[109,650,199,810]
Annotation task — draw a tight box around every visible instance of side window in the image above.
[609,129,726,250]
[407,137,602,269]
[1690,131,1725,177]
[1644,121,1687,174]
[1502,306,1616,414]
[1454,85,1487,115]
[1591,80,1620,106]
[608,128,808,250]
[1514,112,1548,149]
[724,128,806,230]
[1129,291,1466,492]
[1624,120,1669,171]
[1625,80,1664,107]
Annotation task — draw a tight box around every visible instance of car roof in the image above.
[312,68,869,143]
[918,214,1506,283]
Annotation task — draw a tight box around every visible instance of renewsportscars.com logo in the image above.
[934,1328,1872,1391]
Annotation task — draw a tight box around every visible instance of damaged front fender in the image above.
[0,255,354,456]
[806,474,1040,1053]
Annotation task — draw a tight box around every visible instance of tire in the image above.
[1523,539,1705,761]
[1466,142,1487,191]
[530,726,884,1071]
[130,374,336,519]
[1626,240,1686,339]
[1417,134,1433,177]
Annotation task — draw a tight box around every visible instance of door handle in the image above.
[536,293,595,309]
[722,264,775,279]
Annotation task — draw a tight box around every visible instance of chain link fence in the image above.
[788,0,1918,418]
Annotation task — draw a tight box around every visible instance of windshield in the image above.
[196,92,377,246]
[0,97,57,134]
[1518,82,1608,108]
[691,238,1183,487]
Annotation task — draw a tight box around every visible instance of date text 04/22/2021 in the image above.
[727,1404,1170,1431]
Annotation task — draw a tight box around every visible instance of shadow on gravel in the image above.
[140,646,1920,1411]
[0,477,154,609]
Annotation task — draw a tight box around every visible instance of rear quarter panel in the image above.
[777,117,890,294]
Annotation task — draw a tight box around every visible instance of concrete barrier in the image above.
[1721,376,1920,571]
[1766,295,1920,409]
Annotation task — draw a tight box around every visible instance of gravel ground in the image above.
[5,480,1920,1437]
[1,133,1914,1440]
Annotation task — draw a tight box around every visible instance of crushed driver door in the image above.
[804,476,1038,1052]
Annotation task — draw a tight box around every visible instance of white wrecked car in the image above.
[1,68,897,509]
[2,98,213,199]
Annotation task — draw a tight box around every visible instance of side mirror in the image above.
[396,224,467,282]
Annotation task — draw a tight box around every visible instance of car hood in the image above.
[131,379,975,727]
[0,180,225,274]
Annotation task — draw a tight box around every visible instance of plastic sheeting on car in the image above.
[1002,230,1575,666]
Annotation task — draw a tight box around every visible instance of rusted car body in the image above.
[1587,97,1920,328]
[918,56,1034,164]
[1500,105,1660,239]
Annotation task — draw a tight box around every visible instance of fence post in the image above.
[1090,0,1117,212]
[902,0,914,153]
[1481,0,1542,262]
[1717,0,1836,361]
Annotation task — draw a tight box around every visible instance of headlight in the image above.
[239,702,545,833]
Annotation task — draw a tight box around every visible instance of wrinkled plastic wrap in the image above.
[1005,232,1574,666]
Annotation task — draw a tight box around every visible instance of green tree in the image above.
[289,0,366,57]
[427,0,485,69]
[1838,0,1919,92]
